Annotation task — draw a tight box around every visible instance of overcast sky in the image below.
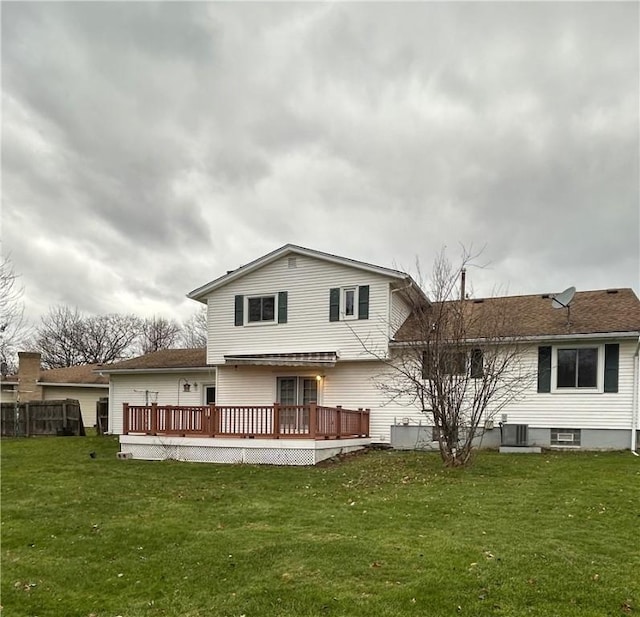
[2,2,638,326]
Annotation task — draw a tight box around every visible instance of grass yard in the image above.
[1,437,638,617]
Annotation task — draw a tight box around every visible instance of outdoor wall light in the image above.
[315,375,324,382]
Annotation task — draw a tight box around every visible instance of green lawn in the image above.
[1,437,638,617]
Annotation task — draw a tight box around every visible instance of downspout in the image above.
[632,335,640,456]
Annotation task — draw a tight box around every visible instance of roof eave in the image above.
[100,366,214,375]
[390,330,640,346]
[39,382,109,388]
[188,244,410,301]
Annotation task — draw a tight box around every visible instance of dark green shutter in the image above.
[604,344,619,393]
[234,295,244,326]
[470,348,484,378]
[329,288,340,322]
[358,285,369,320]
[537,346,552,393]
[421,351,430,380]
[278,291,288,324]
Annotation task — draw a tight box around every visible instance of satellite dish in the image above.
[552,286,576,309]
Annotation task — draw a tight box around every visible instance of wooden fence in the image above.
[1,399,86,437]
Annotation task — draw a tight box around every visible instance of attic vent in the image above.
[287,257,297,269]
[541,294,550,299]
[473,299,484,304]
[606,289,619,295]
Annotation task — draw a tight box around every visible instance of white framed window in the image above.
[552,345,603,392]
[247,295,276,324]
[342,287,357,320]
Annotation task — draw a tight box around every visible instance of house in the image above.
[2,352,110,428]
[107,244,640,464]
[107,244,427,464]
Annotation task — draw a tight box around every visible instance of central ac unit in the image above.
[501,424,529,447]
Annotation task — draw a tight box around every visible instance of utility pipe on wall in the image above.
[632,336,640,456]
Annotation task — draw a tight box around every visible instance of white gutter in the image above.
[390,331,640,347]
[98,367,215,375]
[632,335,640,456]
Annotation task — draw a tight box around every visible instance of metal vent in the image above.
[287,257,297,269]
[501,424,529,447]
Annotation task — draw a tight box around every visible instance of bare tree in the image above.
[0,255,30,373]
[34,306,142,368]
[375,248,532,467]
[138,315,182,354]
[180,307,207,348]
[81,313,143,363]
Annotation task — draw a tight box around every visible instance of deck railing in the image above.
[122,403,370,440]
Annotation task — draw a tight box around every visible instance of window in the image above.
[551,428,581,446]
[538,344,619,394]
[329,285,369,321]
[248,295,275,323]
[557,347,598,389]
[343,287,356,319]
[234,292,288,326]
[422,349,467,379]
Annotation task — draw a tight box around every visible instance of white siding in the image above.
[206,254,394,364]
[218,361,422,443]
[489,339,636,430]
[109,370,216,434]
[390,291,412,338]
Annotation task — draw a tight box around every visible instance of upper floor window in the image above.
[329,285,369,321]
[248,295,275,323]
[234,292,288,326]
[343,287,357,319]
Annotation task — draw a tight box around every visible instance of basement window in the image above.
[550,428,581,446]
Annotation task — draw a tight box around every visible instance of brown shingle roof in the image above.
[39,364,109,385]
[101,348,207,372]
[394,288,640,342]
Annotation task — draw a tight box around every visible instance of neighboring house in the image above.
[3,352,109,428]
[107,244,640,464]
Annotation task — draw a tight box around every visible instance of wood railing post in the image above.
[207,404,216,436]
[273,403,280,438]
[151,402,158,435]
[309,403,317,439]
[336,405,342,439]
[358,408,363,438]
[364,408,370,437]
[123,403,129,434]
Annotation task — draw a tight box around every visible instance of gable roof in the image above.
[100,348,208,373]
[394,288,640,342]
[187,244,425,302]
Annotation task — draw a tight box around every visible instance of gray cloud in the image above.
[2,2,637,328]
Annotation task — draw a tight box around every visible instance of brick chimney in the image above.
[17,352,43,402]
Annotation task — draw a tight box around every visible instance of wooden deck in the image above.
[123,403,370,440]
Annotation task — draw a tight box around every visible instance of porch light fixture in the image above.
[315,375,323,382]
[178,378,192,393]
